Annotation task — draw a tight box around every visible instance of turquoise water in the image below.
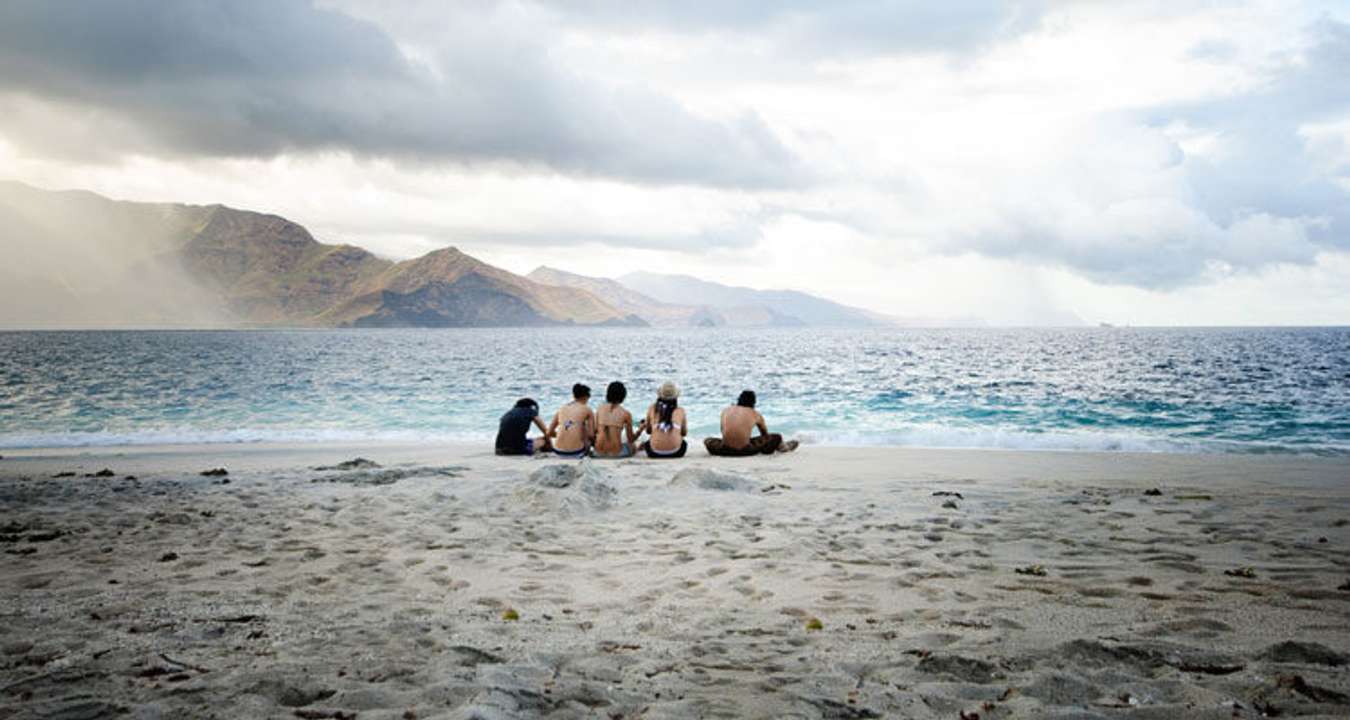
[1,327,1347,454]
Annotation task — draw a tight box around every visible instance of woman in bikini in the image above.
[593,381,637,458]
[639,381,688,459]
[548,383,594,458]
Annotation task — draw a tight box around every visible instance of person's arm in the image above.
[679,409,688,437]
[532,416,549,435]
[624,410,636,445]
[546,413,559,439]
[755,411,769,438]
[586,409,597,444]
[719,407,728,437]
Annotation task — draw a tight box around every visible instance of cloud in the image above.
[916,17,1350,289]
[0,0,804,187]
[536,0,1048,57]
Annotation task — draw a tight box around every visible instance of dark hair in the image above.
[514,397,538,410]
[655,398,677,427]
[605,381,627,404]
[737,390,757,408]
[572,383,591,400]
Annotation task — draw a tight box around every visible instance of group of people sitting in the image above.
[494,381,799,459]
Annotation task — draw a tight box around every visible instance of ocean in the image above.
[1,327,1347,454]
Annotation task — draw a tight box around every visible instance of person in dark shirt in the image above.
[495,398,551,455]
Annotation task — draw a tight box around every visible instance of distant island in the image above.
[0,182,976,329]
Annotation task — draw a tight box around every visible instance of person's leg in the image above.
[704,437,726,456]
[758,433,782,454]
[672,440,688,458]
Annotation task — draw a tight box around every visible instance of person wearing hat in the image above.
[638,381,688,458]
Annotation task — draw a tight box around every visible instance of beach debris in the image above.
[1260,641,1347,666]
[805,617,824,632]
[1224,567,1257,579]
[501,608,520,621]
[2,527,62,544]
[313,458,381,471]
[1093,693,1140,709]
[159,653,211,674]
[293,710,355,720]
[158,552,179,562]
[86,468,115,478]
[942,500,960,510]
[1276,673,1350,704]
[1015,564,1048,577]
[448,646,504,667]
[199,468,229,477]
[932,491,964,500]
[1143,488,1163,496]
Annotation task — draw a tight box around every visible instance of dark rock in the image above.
[932,491,964,500]
[1143,488,1163,496]
[314,458,381,471]
[88,468,115,478]
[158,552,179,562]
[51,472,75,478]
[1260,641,1347,667]
[200,468,229,477]
[1021,673,1101,705]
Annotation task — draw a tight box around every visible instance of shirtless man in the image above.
[548,383,595,458]
[704,390,799,456]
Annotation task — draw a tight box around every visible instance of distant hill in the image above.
[0,182,642,328]
[527,266,721,326]
[618,271,891,327]
[528,266,891,327]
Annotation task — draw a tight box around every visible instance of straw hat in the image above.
[658,381,679,401]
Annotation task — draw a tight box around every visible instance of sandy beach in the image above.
[1,444,1348,719]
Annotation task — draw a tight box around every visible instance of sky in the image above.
[1,0,1348,325]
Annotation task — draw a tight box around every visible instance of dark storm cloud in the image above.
[0,0,804,187]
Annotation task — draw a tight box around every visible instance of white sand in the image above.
[1,443,1348,719]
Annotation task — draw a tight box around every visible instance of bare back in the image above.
[719,405,765,450]
[551,401,594,453]
[594,403,633,456]
[646,404,687,453]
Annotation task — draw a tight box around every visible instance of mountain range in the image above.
[0,181,922,329]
